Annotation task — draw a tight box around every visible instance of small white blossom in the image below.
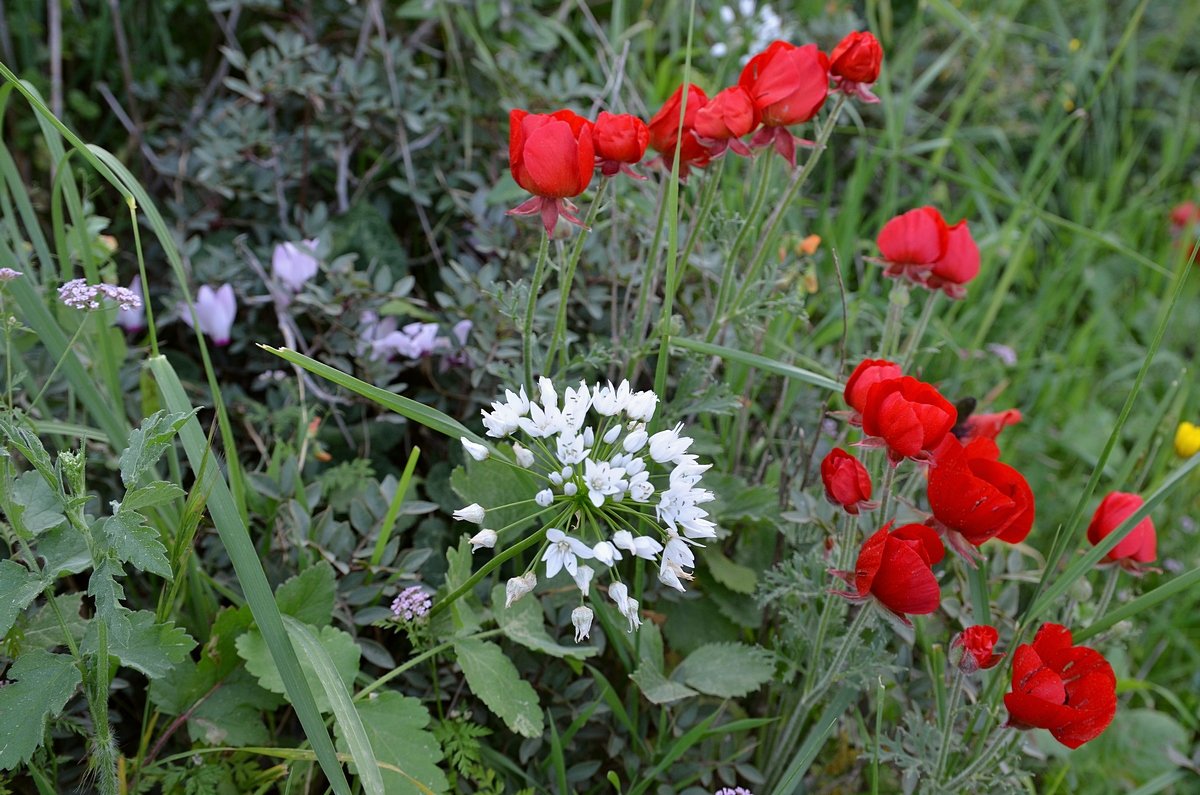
[625,390,658,422]
[482,403,521,437]
[584,459,626,508]
[512,442,535,467]
[469,528,497,552]
[658,560,692,592]
[538,376,557,408]
[453,503,485,524]
[628,471,654,503]
[608,582,642,632]
[535,489,554,507]
[556,433,589,465]
[573,564,595,593]
[461,437,489,461]
[613,529,663,559]
[591,380,632,416]
[592,540,622,567]
[648,423,694,463]
[519,402,565,438]
[563,482,578,496]
[542,528,595,578]
[601,425,621,445]
[571,605,594,642]
[623,427,648,454]
[505,572,537,607]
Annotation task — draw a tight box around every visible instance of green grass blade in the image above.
[148,355,351,795]
[769,686,859,795]
[1075,562,1200,644]
[672,336,843,392]
[261,344,478,441]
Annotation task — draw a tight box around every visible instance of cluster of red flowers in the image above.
[507,31,883,234]
[820,356,1152,747]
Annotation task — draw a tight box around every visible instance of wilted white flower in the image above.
[505,572,537,607]
[571,605,594,642]
[461,437,489,461]
[608,582,642,632]
[572,564,594,594]
[469,528,497,552]
[453,503,485,524]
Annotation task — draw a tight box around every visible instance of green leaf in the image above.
[85,610,196,679]
[490,584,597,659]
[671,336,842,392]
[0,415,57,485]
[87,557,131,644]
[449,457,540,536]
[17,593,87,653]
[36,524,91,577]
[702,547,758,594]
[275,562,336,628]
[630,665,699,705]
[10,471,65,535]
[453,637,543,738]
[1043,708,1188,791]
[0,559,45,640]
[660,599,741,656]
[673,642,776,698]
[443,538,481,633]
[185,668,282,747]
[119,409,196,487]
[0,650,81,770]
[335,691,450,795]
[237,623,361,714]
[104,509,172,579]
[121,480,185,513]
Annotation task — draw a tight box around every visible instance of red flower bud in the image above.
[1086,492,1156,566]
[820,448,875,515]
[951,625,1003,674]
[928,435,1035,548]
[829,31,883,84]
[739,41,830,128]
[592,112,649,177]
[648,83,712,178]
[1004,623,1116,749]
[860,376,957,464]
[507,109,595,234]
[694,85,759,151]
[843,358,903,418]
[877,207,980,299]
[833,522,944,623]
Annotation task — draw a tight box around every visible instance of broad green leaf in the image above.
[449,457,540,536]
[453,637,543,738]
[36,524,91,577]
[0,650,81,770]
[0,559,46,639]
[335,691,449,795]
[10,471,65,535]
[660,599,741,656]
[444,538,481,633]
[1041,709,1189,792]
[119,409,196,487]
[87,557,132,644]
[16,593,87,653]
[104,509,172,579]
[121,480,186,513]
[630,665,699,705]
[275,562,336,628]
[237,623,361,714]
[490,584,597,659]
[188,670,283,747]
[702,547,758,594]
[674,642,776,698]
[85,610,195,679]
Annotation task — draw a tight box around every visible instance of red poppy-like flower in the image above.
[648,83,711,179]
[1169,201,1199,231]
[693,86,759,157]
[842,358,903,419]
[877,207,980,299]
[829,31,883,103]
[956,408,1022,445]
[832,522,944,624]
[592,112,649,179]
[951,625,1003,674]
[739,41,830,167]
[821,448,876,515]
[860,376,957,465]
[507,109,595,235]
[1004,623,1117,749]
[928,435,1035,554]
[1086,492,1156,568]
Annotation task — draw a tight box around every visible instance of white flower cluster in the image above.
[455,377,718,639]
[58,278,143,312]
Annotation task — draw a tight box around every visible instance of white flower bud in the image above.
[513,442,535,468]
[535,489,554,507]
[602,425,621,444]
[549,471,563,485]
[623,428,648,453]
[469,528,497,552]
[453,503,485,524]
[571,605,594,642]
[505,572,537,607]
[592,541,621,567]
[461,437,489,461]
[625,390,658,422]
[563,482,578,496]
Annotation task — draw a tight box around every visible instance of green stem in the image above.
[355,628,503,701]
[29,319,88,409]
[522,231,551,392]
[944,729,1016,790]
[705,155,773,343]
[629,177,671,367]
[1091,567,1120,623]
[934,670,965,782]
[366,445,420,578]
[899,290,940,370]
[127,196,160,357]
[876,463,898,524]
[878,282,910,359]
[802,603,873,706]
[678,156,726,280]
[547,181,607,371]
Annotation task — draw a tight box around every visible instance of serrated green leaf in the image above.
[490,584,597,659]
[630,665,698,705]
[453,637,543,738]
[85,610,196,679]
[702,547,758,594]
[87,557,131,644]
[104,509,172,579]
[674,642,775,699]
[449,457,540,536]
[119,409,196,487]
[237,624,360,714]
[0,650,81,770]
[275,562,336,628]
[0,559,46,640]
[121,480,185,513]
[10,471,65,535]
[36,524,91,577]
[336,691,449,795]
[17,593,87,653]
[0,415,57,485]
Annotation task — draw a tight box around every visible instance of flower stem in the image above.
[876,463,898,525]
[547,181,608,371]
[629,177,671,366]
[522,231,551,392]
[934,670,965,783]
[944,728,1016,790]
[705,155,773,343]
[879,281,910,360]
[1092,567,1120,622]
[900,290,940,370]
[802,602,873,706]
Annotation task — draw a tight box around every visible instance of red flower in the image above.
[648,83,711,179]
[833,522,944,623]
[821,448,876,515]
[957,408,1022,445]
[1169,201,1199,230]
[1086,492,1156,568]
[592,112,649,179]
[829,31,883,103]
[842,358,903,418]
[739,41,830,167]
[928,435,1035,551]
[693,86,759,157]
[951,625,1003,674]
[507,109,595,234]
[877,207,980,299]
[1004,623,1116,749]
[860,376,957,465]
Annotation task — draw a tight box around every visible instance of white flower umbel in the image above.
[461,377,716,635]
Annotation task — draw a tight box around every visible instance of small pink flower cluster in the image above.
[58,278,142,312]
[390,585,432,621]
[0,267,22,281]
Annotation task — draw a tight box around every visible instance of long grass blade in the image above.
[673,336,843,392]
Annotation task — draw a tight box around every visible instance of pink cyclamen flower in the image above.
[115,276,147,333]
[272,239,320,291]
[390,585,432,621]
[181,284,237,346]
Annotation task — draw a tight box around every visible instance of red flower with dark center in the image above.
[739,41,830,167]
[693,86,759,157]
[877,207,980,299]
[1086,491,1157,569]
[648,83,711,179]
[927,435,1035,553]
[842,358,903,420]
[507,109,595,234]
[821,448,876,515]
[592,112,649,179]
[860,376,957,465]
[1004,623,1117,749]
[829,31,883,103]
[951,625,1003,674]
[832,522,944,624]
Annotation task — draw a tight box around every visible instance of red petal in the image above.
[877,206,949,265]
[869,536,940,615]
[523,121,585,198]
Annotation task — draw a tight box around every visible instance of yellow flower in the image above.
[1176,421,1200,458]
